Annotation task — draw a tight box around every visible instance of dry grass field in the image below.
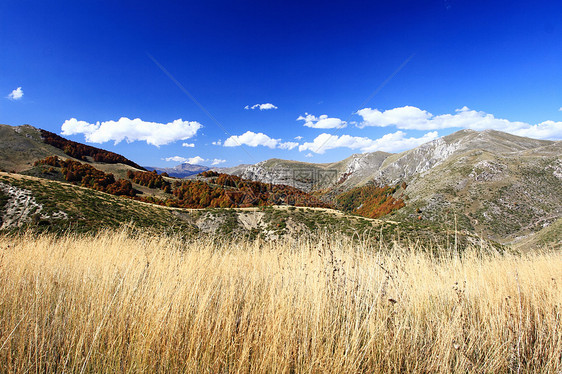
[0,229,560,373]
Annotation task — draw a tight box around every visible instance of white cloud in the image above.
[164,156,189,163]
[559,107,562,112]
[297,113,346,129]
[299,131,439,154]
[224,131,280,149]
[164,155,206,165]
[305,153,314,158]
[356,106,432,130]
[361,131,439,153]
[507,120,562,140]
[212,140,222,146]
[211,158,226,165]
[61,117,202,146]
[8,87,23,100]
[357,106,562,140]
[224,131,300,150]
[187,156,206,165]
[298,134,374,154]
[294,136,303,140]
[278,141,299,150]
[182,142,195,148]
[245,103,278,110]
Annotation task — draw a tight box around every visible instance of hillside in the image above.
[230,129,562,247]
[0,124,70,172]
[0,171,417,242]
[0,124,146,180]
[394,140,562,244]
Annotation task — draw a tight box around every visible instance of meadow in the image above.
[0,229,560,373]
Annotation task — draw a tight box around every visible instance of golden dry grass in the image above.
[0,229,561,373]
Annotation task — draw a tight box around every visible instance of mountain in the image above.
[370,129,554,186]
[0,123,559,248]
[390,131,561,244]
[145,163,210,178]
[227,152,390,193]
[228,129,562,247]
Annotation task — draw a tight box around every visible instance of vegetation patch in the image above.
[335,184,405,218]
[40,129,145,169]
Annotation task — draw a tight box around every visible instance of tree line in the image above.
[35,156,136,196]
[40,130,145,170]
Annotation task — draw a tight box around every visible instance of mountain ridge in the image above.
[226,129,561,246]
[144,163,210,178]
[0,123,559,248]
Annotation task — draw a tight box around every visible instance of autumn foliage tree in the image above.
[34,156,136,196]
[127,170,171,191]
[335,185,405,218]
[33,158,330,210]
[40,130,145,170]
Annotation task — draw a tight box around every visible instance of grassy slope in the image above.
[0,124,146,180]
[1,171,490,248]
[0,125,69,172]
[0,172,404,241]
[0,172,197,234]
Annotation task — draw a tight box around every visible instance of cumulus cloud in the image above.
[299,131,439,154]
[361,131,439,153]
[61,117,202,147]
[278,141,299,150]
[182,142,195,148]
[357,106,562,140]
[212,140,222,146]
[224,131,280,149]
[211,158,226,165]
[245,103,278,110]
[164,156,189,163]
[294,136,303,140]
[507,120,562,140]
[8,87,23,100]
[164,155,206,165]
[223,131,300,150]
[187,156,206,165]
[297,113,346,129]
[305,153,314,158]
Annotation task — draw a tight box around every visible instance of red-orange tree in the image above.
[35,156,136,196]
[335,185,405,218]
[40,130,145,170]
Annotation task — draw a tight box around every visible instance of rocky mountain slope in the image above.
[229,129,562,247]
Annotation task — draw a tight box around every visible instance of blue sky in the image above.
[2,0,562,167]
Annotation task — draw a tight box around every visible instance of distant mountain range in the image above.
[144,163,253,179]
[144,163,210,178]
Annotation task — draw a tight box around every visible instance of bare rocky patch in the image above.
[0,182,67,229]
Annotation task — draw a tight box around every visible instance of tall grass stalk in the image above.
[0,229,560,373]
